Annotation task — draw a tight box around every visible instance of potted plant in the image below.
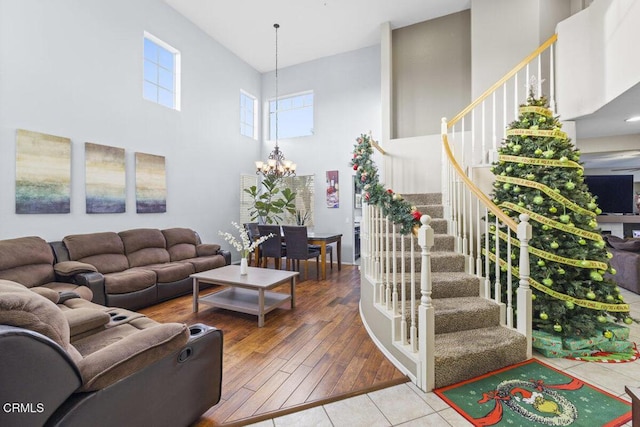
[244,175,297,224]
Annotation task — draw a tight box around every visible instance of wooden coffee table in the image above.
[191,265,299,327]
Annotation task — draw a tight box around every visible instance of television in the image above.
[584,174,634,214]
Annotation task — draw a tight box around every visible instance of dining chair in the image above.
[309,243,333,269]
[243,223,260,266]
[257,225,286,269]
[282,226,321,280]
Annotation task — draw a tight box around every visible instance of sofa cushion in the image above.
[119,228,171,267]
[103,268,157,295]
[186,255,227,273]
[0,280,69,349]
[605,235,640,252]
[140,262,195,283]
[197,243,221,257]
[0,236,56,287]
[63,232,129,274]
[162,228,199,261]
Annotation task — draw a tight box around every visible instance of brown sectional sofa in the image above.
[50,227,231,310]
[0,228,228,426]
[0,279,222,427]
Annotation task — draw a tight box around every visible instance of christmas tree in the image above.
[488,88,632,339]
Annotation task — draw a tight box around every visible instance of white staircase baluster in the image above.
[392,223,398,314]
[517,214,533,358]
[418,215,434,392]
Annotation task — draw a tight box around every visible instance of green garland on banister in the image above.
[350,133,422,235]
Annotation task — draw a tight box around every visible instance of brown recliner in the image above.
[0,280,222,427]
[0,236,94,301]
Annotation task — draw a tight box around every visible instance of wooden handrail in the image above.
[448,34,557,128]
[442,34,557,232]
[371,139,386,155]
[442,134,517,231]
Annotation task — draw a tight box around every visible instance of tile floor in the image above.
[247,288,640,426]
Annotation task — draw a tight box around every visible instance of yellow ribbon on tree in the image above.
[519,106,553,117]
[492,229,608,270]
[500,202,603,242]
[498,155,582,170]
[484,250,629,313]
[495,175,596,218]
[506,128,568,140]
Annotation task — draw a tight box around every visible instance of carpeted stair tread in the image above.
[403,193,442,205]
[430,252,466,273]
[432,296,500,334]
[381,251,465,273]
[393,234,454,252]
[434,326,528,389]
[390,272,480,300]
[432,272,480,299]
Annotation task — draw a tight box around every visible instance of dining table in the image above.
[306,232,342,280]
[253,231,342,280]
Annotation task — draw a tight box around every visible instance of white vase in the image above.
[240,257,248,275]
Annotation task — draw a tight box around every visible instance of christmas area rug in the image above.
[434,359,631,427]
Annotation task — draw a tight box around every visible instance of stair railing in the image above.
[361,200,435,390]
[441,34,558,356]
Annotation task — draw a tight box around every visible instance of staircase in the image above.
[360,34,553,392]
[402,194,527,388]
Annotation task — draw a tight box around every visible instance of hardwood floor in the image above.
[139,263,408,426]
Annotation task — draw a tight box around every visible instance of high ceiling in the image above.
[165,0,639,168]
[164,0,471,72]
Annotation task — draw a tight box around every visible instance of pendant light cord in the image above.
[274,23,279,149]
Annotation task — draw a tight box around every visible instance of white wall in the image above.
[471,0,571,98]
[261,46,381,263]
[556,0,640,119]
[0,0,261,246]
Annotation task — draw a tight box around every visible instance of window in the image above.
[143,32,181,110]
[240,174,258,225]
[240,90,257,139]
[269,91,314,140]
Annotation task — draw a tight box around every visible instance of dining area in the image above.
[244,223,342,281]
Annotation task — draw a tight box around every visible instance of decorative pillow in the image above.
[196,244,220,257]
[54,261,98,277]
[605,235,640,252]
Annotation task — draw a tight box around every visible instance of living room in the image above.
[2,0,640,426]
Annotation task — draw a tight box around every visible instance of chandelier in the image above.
[255,23,296,178]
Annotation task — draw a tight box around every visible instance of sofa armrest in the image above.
[46,324,222,427]
[220,249,231,265]
[73,272,107,306]
[76,323,189,392]
[0,325,82,427]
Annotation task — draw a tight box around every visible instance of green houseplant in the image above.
[244,175,297,224]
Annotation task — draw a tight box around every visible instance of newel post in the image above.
[516,213,533,358]
[418,214,435,391]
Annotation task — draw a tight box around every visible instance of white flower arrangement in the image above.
[218,222,274,258]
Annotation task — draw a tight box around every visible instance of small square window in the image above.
[143,32,181,110]
[240,90,257,139]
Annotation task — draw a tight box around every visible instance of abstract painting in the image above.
[85,142,126,213]
[135,152,166,213]
[15,129,71,214]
